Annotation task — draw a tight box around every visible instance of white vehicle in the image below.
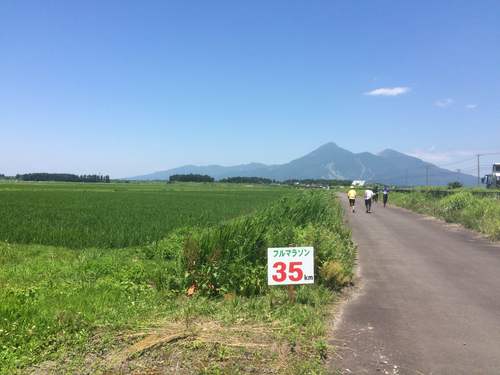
[482,163,500,189]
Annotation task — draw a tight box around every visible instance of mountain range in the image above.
[128,143,476,186]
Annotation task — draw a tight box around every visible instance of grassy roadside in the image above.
[0,191,355,374]
[390,191,500,240]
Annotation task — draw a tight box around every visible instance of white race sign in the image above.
[267,246,314,286]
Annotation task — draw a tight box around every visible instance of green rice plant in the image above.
[0,182,288,248]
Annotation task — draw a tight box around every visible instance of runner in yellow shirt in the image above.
[347,186,357,213]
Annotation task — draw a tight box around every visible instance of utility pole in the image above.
[456,169,461,184]
[426,166,429,186]
[477,154,480,186]
[405,169,408,187]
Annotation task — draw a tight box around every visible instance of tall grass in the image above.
[390,191,500,240]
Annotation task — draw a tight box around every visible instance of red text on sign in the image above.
[271,261,303,283]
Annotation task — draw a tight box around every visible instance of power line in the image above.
[356,155,500,186]
[434,157,476,168]
[478,152,500,157]
[375,165,471,178]
[351,153,500,187]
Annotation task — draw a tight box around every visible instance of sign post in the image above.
[267,246,314,302]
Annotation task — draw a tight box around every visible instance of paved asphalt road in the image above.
[330,194,500,375]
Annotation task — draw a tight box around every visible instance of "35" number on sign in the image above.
[271,261,303,282]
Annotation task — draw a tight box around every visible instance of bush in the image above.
[320,260,352,290]
[447,181,463,189]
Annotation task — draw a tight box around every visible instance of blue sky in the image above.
[1,0,499,178]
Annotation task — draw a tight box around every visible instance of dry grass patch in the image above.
[74,319,314,374]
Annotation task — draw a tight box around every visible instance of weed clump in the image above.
[320,260,352,290]
[438,191,474,221]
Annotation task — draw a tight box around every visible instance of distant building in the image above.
[352,180,366,186]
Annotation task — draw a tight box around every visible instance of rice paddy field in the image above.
[0,181,355,374]
[0,182,288,248]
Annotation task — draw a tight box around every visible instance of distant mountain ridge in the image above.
[128,143,476,186]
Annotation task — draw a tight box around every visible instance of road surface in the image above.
[331,194,500,375]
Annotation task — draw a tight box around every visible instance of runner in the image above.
[383,186,389,207]
[347,186,357,213]
[364,187,374,213]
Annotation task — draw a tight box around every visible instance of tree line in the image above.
[283,178,352,186]
[169,174,214,182]
[15,173,111,183]
[219,176,274,184]
[167,174,353,186]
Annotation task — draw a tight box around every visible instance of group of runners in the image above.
[347,185,389,213]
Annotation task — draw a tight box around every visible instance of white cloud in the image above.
[465,104,478,110]
[434,98,454,108]
[364,87,410,96]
